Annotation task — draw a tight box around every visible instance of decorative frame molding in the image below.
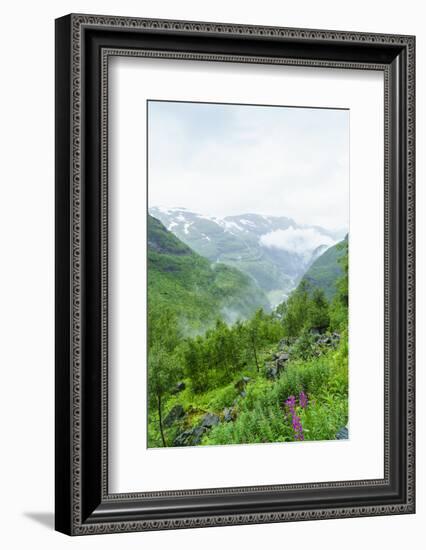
[55,14,415,536]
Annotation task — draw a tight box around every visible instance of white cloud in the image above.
[260,227,335,255]
[148,102,349,232]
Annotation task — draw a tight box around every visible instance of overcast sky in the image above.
[148,101,349,232]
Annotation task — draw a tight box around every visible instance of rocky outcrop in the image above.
[173,413,220,447]
[223,406,235,422]
[312,331,340,348]
[265,352,289,379]
[163,404,185,428]
[266,332,341,379]
[200,413,220,428]
[173,426,207,446]
[336,426,348,440]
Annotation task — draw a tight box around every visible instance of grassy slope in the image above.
[203,333,348,445]
[148,330,348,447]
[299,237,348,300]
[148,214,269,330]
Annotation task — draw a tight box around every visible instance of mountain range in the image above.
[149,207,345,307]
[147,214,269,330]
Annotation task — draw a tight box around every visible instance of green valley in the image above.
[148,214,270,331]
[147,215,349,449]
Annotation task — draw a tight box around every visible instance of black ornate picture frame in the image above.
[55,14,415,535]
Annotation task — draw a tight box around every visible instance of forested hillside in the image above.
[148,214,269,331]
[150,207,342,307]
[147,221,349,448]
[298,236,348,300]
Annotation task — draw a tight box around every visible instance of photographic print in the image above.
[147,100,349,449]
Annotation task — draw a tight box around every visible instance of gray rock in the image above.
[279,338,292,350]
[191,426,207,445]
[171,381,186,394]
[235,377,251,393]
[276,352,289,366]
[173,426,207,447]
[265,365,278,380]
[336,426,349,440]
[173,430,192,446]
[164,404,185,428]
[223,407,235,422]
[201,413,220,428]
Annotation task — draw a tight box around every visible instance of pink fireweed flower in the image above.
[299,391,308,409]
[285,395,296,410]
[284,395,304,441]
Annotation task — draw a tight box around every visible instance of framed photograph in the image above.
[55,14,415,535]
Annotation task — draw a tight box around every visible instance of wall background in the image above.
[0,0,422,547]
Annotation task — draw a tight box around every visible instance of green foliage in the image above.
[307,288,330,331]
[147,219,349,449]
[300,236,348,300]
[329,244,349,332]
[147,344,177,401]
[204,333,348,445]
[289,329,317,361]
[182,314,285,393]
[281,282,329,337]
[148,213,193,255]
[281,280,310,336]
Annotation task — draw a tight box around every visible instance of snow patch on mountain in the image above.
[183,222,193,234]
[239,219,256,227]
[219,220,244,233]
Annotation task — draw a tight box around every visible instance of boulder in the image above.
[191,426,207,445]
[223,407,235,422]
[171,381,186,394]
[235,377,250,393]
[173,430,192,446]
[265,364,278,380]
[163,404,185,428]
[276,352,289,366]
[173,426,207,447]
[201,413,220,428]
[336,426,349,440]
[278,338,288,350]
[173,413,220,447]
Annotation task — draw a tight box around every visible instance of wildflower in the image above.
[284,395,304,441]
[285,395,296,410]
[299,391,308,409]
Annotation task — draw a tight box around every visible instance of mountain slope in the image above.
[299,236,348,300]
[150,207,343,307]
[148,215,270,330]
